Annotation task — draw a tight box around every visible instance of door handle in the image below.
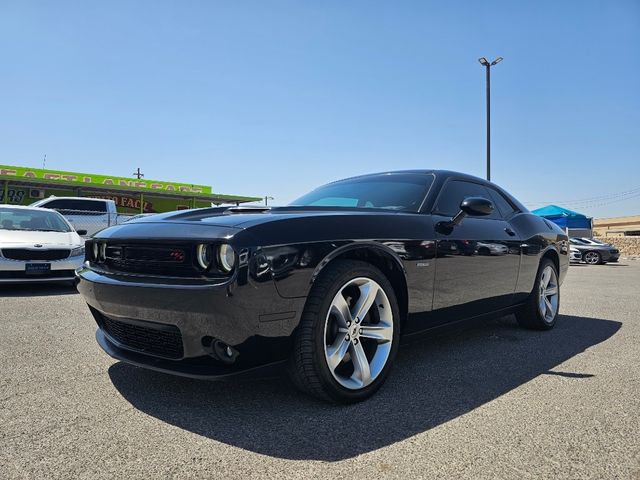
[504,227,516,236]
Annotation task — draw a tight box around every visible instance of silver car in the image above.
[569,246,583,263]
[0,205,85,283]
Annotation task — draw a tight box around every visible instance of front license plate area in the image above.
[25,263,51,275]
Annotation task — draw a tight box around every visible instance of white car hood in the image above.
[0,230,83,249]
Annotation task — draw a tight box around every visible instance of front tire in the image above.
[288,260,400,403]
[583,251,602,265]
[516,258,560,330]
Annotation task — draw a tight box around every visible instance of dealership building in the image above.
[0,164,260,213]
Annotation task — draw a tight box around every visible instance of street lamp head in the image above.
[478,57,490,66]
[491,57,503,66]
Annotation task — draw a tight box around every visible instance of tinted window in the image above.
[43,199,107,214]
[433,180,499,218]
[41,199,74,210]
[486,187,516,218]
[291,173,434,212]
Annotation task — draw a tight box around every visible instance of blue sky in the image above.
[1,0,639,217]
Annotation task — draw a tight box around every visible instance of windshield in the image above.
[0,208,72,232]
[290,173,434,212]
[580,237,604,245]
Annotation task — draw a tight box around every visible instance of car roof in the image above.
[321,169,528,213]
[329,169,483,181]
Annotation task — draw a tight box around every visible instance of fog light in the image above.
[212,340,238,364]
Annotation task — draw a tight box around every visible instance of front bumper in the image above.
[569,251,583,262]
[95,329,286,380]
[0,255,84,283]
[76,266,305,379]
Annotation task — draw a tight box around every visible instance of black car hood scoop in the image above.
[224,206,272,214]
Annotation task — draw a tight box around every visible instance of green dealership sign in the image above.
[0,164,212,194]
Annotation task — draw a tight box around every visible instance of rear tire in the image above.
[287,260,400,403]
[516,258,559,330]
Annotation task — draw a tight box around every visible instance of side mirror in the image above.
[448,196,493,226]
[460,197,494,216]
[76,229,88,236]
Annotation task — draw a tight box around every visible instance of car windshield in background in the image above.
[569,238,586,244]
[290,173,434,212]
[0,208,72,232]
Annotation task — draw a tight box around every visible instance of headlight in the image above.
[70,246,85,257]
[196,244,213,270]
[218,244,236,272]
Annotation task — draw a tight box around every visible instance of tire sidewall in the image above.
[584,251,601,265]
[535,258,560,327]
[312,263,401,402]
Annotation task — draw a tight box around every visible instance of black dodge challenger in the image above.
[77,170,569,403]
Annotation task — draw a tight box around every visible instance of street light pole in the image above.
[478,57,503,182]
[264,196,274,206]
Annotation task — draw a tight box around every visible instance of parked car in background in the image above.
[0,205,85,283]
[569,238,620,264]
[77,169,569,403]
[573,237,619,262]
[31,197,134,237]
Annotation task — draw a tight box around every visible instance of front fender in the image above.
[311,241,407,283]
[263,240,408,299]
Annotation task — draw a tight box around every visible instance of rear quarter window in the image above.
[486,188,517,218]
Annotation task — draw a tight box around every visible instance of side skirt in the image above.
[400,303,525,346]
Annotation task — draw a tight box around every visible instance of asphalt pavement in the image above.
[1,262,639,479]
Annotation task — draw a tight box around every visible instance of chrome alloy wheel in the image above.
[583,251,600,265]
[323,277,393,390]
[538,265,559,323]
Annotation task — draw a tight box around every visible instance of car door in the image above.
[431,179,521,320]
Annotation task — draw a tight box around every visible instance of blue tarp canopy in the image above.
[531,205,592,229]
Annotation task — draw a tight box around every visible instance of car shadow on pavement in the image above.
[1,283,78,297]
[108,314,620,461]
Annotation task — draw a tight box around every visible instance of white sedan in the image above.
[0,205,85,283]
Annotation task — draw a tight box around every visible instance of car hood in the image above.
[0,229,83,248]
[129,206,401,229]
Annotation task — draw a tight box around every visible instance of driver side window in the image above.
[433,180,500,219]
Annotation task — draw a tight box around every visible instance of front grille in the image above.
[609,249,619,254]
[103,244,197,277]
[2,248,70,260]
[88,241,235,279]
[101,316,184,359]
